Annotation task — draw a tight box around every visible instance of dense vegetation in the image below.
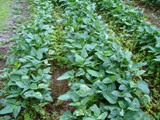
[0,0,159,119]
[0,0,54,118]
[140,0,160,7]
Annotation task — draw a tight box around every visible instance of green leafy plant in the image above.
[53,0,150,119]
[0,0,54,118]
[90,0,160,119]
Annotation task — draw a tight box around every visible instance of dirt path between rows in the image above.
[0,0,29,69]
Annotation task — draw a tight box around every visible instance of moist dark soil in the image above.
[43,68,74,119]
[0,47,7,69]
[50,68,74,112]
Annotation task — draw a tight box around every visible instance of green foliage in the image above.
[140,0,160,7]
[0,0,159,119]
[23,109,36,120]
[90,0,160,119]
[54,0,150,119]
[0,0,54,118]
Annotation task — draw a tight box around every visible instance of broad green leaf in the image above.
[76,68,85,77]
[81,97,90,106]
[30,83,38,90]
[103,91,118,104]
[43,67,50,74]
[135,70,145,76]
[43,93,53,102]
[97,112,108,120]
[102,76,116,84]
[60,111,73,120]
[6,94,19,99]
[87,69,99,77]
[15,81,26,88]
[120,109,124,116]
[90,104,101,117]
[94,81,107,91]
[83,117,96,120]
[81,48,88,58]
[75,54,85,63]
[13,106,21,118]
[155,36,160,47]
[0,106,14,114]
[69,92,80,102]
[74,109,84,116]
[38,83,49,89]
[58,93,70,101]
[57,70,75,80]
[154,55,160,61]
[137,80,149,94]
[79,84,91,94]
[48,50,55,55]
[24,90,43,99]
[31,47,37,56]
[118,100,128,109]
[132,98,140,108]
[95,52,106,61]
[85,43,96,51]
[69,102,81,107]
[10,74,20,81]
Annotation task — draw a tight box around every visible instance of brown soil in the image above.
[46,68,74,119]
[0,47,7,69]
[51,68,69,98]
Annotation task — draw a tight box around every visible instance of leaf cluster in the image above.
[0,0,54,118]
[91,0,160,119]
[55,0,150,119]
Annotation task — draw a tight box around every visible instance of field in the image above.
[0,0,159,120]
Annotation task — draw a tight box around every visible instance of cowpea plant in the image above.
[0,0,54,118]
[55,0,150,119]
[140,0,160,7]
[90,0,160,118]
[91,0,160,78]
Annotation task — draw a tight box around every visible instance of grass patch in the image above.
[0,0,12,31]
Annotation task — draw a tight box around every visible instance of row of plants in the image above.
[52,0,151,119]
[90,0,160,119]
[0,0,54,119]
[139,0,160,7]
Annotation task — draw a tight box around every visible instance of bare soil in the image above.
[50,68,74,112]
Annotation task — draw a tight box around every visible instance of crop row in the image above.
[90,0,160,119]
[53,0,150,119]
[0,0,54,118]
